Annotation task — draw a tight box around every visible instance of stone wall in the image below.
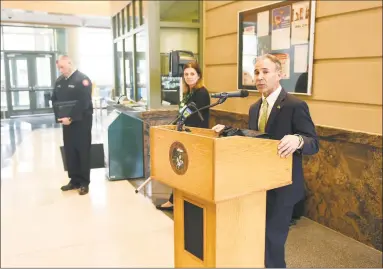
[210,109,382,251]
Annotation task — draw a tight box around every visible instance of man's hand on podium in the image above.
[212,124,225,134]
[278,135,301,158]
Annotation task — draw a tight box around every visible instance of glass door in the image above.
[5,53,32,115]
[124,37,134,100]
[1,53,7,114]
[31,54,56,114]
[4,52,55,116]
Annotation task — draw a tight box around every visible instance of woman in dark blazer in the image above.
[156,61,210,210]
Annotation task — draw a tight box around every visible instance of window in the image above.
[129,3,134,31]
[135,0,141,27]
[135,32,147,103]
[11,59,29,88]
[1,28,4,51]
[2,26,55,51]
[124,37,133,99]
[116,41,124,97]
[124,7,129,34]
[112,16,117,39]
[1,53,5,90]
[55,28,67,55]
[140,0,145,25]
[121,10,125,35]
[35,57,52,87]
[1,53,7,111]
[111,1,148,102]
[76,28,114,99]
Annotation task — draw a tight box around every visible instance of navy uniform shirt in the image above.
[51,70,93,121]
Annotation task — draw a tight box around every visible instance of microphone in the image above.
[211,90,249,98]
[179,102,194,120]
[176,102,204,131]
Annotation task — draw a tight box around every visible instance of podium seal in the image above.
[169,141,189,175]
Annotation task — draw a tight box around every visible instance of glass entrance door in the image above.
[4,52,56,116]
[32,54,56,114]
[1,53,7,114]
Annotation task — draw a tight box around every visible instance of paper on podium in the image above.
[53,100,77,123]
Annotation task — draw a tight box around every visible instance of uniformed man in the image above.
[51,55,93,195]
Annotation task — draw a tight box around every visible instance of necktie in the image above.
[259,99,268,132]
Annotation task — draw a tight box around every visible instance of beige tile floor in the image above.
[1,126,382,268]
[1,128,174,267]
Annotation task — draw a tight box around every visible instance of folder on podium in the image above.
[150,125,292,268]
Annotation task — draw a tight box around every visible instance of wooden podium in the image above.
[150,125,292,268]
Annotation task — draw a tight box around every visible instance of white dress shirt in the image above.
[257,86,304,149]
[258,85,282,128]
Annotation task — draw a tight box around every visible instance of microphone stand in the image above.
[116,95,126,104]
[165,103,202,129]
[188,102,204,122]
[135,96,228,194]
[176,96,227,132]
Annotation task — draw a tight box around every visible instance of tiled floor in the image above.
[1,112,382,267]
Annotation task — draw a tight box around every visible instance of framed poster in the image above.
[238,0,316,95]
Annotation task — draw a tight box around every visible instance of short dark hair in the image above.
[256,54,282,72]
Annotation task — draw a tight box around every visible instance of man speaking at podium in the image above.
[52,55,93,195]
[213,54,319,268]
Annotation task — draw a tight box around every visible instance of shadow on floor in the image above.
[127,178,174,219]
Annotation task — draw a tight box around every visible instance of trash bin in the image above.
[104,109,144,180]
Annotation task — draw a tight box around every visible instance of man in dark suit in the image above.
[213,54,319,268]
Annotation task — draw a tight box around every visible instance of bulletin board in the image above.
[237,0,316,95]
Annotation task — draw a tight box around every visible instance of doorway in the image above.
[3,51,56,117]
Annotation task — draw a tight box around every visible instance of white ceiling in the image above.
[1,1,113,17]
[1,8,111,28]
[1,1,201,28]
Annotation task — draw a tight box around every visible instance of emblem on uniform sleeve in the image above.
[169,141,189,175]
[82,79,89,86]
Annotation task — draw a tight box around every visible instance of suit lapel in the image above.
[253,99,262,131]
[265,89,287,133]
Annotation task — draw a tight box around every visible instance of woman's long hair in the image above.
[182,61,205,94]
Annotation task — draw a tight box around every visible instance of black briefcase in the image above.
[60,143,105,171]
